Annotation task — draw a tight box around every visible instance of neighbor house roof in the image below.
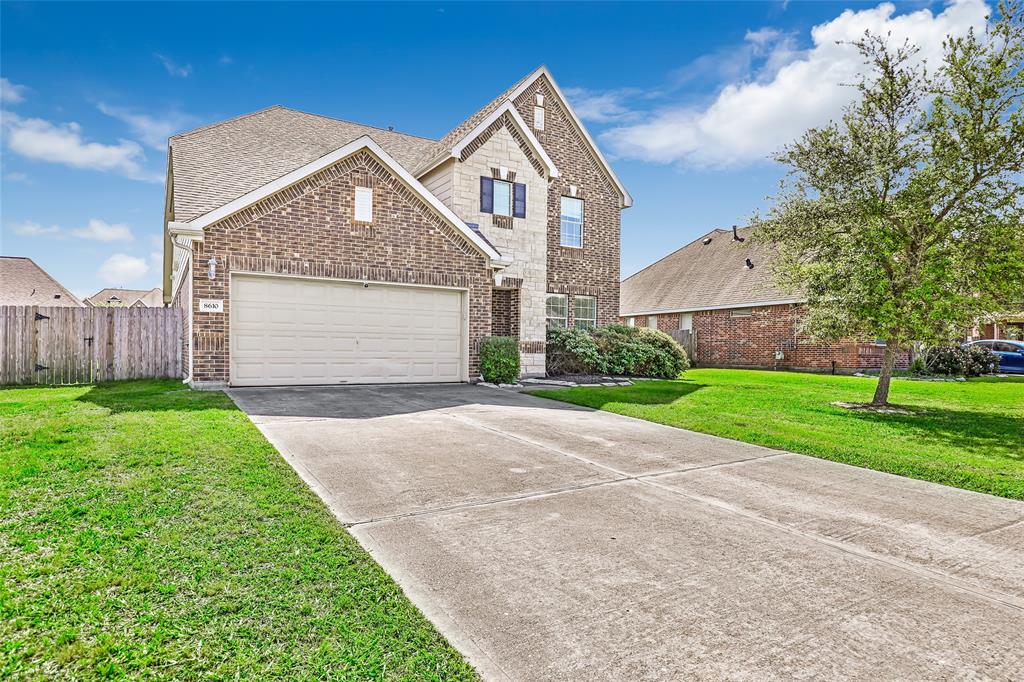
[85,287,163,307]
[620,227,801,316]
[0,256,83,307]
[170,106,442,222]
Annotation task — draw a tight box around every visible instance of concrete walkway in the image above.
[228,384,1024,681]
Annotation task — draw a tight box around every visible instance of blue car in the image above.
[967,339,1024,374]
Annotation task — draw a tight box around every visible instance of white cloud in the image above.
[0,78,28,104]
[1,110,161,182]
[98,254,149,285]
[71,218,134,242]
[9,220,60,236]
[4,171,28,182]
[218,54,234,66]
[563,87,645,124]
[155,53,192,78]
[604,0,990,168]
[97,102,192,149]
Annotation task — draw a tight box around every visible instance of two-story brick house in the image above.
[163,66,631,387]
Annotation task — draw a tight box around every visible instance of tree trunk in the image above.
[872,343,896,406]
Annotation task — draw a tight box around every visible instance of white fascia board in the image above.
[450,101,559,178]
[182,135,502,262]
[510,66,633,209]
[620,299,806,316]
[168,221,205,241]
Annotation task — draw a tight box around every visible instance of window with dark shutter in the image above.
[480,176,494,213]
[513,183,526,218]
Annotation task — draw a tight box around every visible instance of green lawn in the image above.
[0,381,476,681]
[531,369,1024,500]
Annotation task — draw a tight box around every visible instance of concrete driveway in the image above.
[228,384,1024,681]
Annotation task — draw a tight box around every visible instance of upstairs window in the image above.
[574,296,597,329]
[480,177,526,218]
[534,106,545,130]
[355,187,373,222]
[560,196,583,248]
[546,293,567,328]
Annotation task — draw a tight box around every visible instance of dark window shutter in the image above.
[513,182,526,218]
[480,176,494,213]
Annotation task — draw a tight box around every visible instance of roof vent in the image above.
[745,258,754,269]
[702,237,712,245]
[387,126,394,131]
[732,225,744,242]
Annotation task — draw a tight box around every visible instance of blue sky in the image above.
[0,0,988,298]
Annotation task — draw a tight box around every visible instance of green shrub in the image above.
[479,336,520,384]
[921,344,999,376]
[546,326,601,375]
[545,325,689,379]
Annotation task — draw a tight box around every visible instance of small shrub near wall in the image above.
[546,324,689,379]
[479,336,521,384]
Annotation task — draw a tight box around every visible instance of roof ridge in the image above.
[275,105,439,143]
[170,105,284,142]
[437,65,544,149]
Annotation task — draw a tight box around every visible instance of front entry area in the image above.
[230,274,466,386]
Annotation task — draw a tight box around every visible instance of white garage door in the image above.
[230,275,465,386]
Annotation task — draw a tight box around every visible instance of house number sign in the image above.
[199,299,224,313]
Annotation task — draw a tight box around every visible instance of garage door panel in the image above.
[231,276,465,386]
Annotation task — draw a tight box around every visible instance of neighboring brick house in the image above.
[163,66,631,387]
[620,227,900,373]
[85,287,163,308]
[0,256,83,307]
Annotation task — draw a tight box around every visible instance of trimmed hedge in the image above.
[480,336,520,384]
[547,324,689,379]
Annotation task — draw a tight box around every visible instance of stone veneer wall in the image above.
[450,124,548,374]
[513,76,622,328]
[186,149,493,384]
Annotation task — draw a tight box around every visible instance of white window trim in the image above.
[534,106,545,131]
[560,196,584,249]
[355,186,373,222]
[546,293,568,328]
[573,295,597,329]
[493,179,513,217]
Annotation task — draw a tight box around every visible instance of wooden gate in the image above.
[0,306,183,385]
[667,329,696,365]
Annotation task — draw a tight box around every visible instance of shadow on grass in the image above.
[845,405,1024,463]
[537,380,704,410]
[75,380,234,414]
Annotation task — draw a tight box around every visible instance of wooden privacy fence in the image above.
[667,329,696,365]
[1,306,183,386]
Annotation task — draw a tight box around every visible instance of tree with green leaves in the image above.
[754,2,1024,406]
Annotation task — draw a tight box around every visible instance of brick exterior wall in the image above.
[620,305,908,372]
[492,288,514,336]
[512,76,622,328]
[691,304,905,372]
[186,149,493,384]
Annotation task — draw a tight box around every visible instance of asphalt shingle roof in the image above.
[170,106,443,222]
[85,287,163,307]
[620,227,800,316]
[0,256,83,307]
